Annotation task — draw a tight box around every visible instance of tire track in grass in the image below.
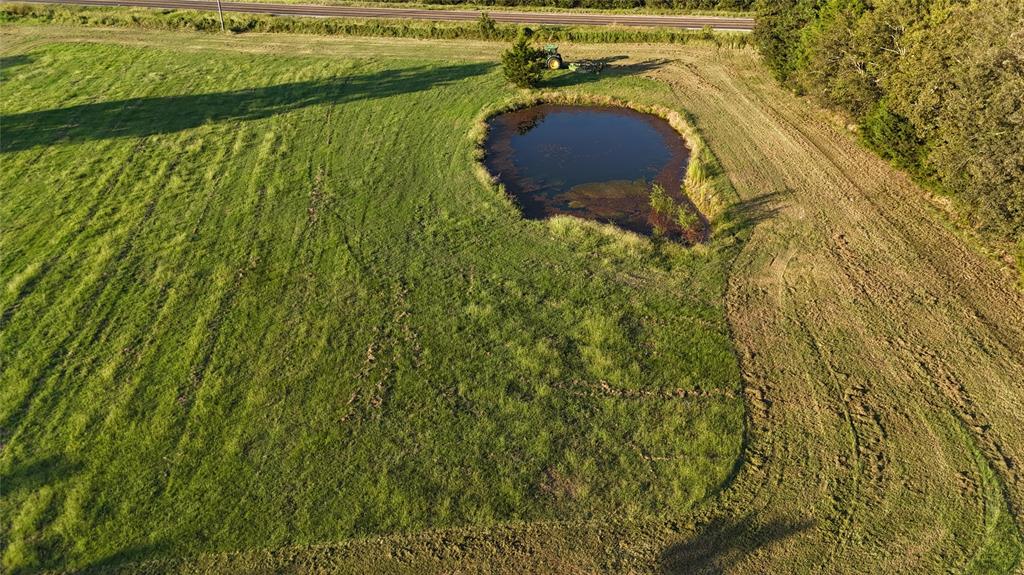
[729,62,1018,569]
[0,131,207,460]
[759,87,1024,526]
[312,81,422,425]
[801,291,890,567]
[654,51,1023,571]
[0,133,207,562]
[343,60,427,279]
[85,125,248,441]
[164,125,279,480]
[366,76,441,399]
[839,179,1024,509]
[286,65,370,281]
[748,65,1021,317]
[662,62,854,549]
[763,115,967,570]
[0,136,123,281]
[184,128,250,244]
[278,102,365,431]
[726,96,894,563]
[0,125,149,332]
[41,133,207,441]
[72,125,265,543]
[651,65,823,564]
[0,50,148,297]
[0,134,158,447]
[769,96,1024,352]
[831,194,1024,527]
[0,45,164,333]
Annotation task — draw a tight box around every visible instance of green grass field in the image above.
[2,21,1023,575]
[0,34,744,573]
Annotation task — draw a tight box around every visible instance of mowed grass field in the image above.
[0,28,746,573]
[2,25,1024,575]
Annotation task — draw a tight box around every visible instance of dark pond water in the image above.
[484,104,692,237]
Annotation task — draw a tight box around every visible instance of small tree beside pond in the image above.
[649,184,675,219]
[649,183,702,242]
[501,31,546,89]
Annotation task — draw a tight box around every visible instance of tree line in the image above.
[754,0,1023,251]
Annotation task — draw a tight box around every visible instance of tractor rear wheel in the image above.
[546,55,563,70]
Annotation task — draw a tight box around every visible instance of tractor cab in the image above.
[544,45,563,70]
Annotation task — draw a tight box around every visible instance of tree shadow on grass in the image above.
[543,57,672,89]
[0,453,179,575]
[660,515,813,574]
[77,541,177,575]
[0,453,82,495]
[1,53,35,74]
[0,61,492,152]
[727,190,791,233]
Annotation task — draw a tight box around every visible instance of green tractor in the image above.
[542,45,606,74]
[544,45,563,70]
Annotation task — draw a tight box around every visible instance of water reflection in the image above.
[484,104,693,238]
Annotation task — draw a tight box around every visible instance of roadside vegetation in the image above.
[753,0,1024,279]
[232,0,754,16]
[0,3,754,45]
[375,0,754,8]
[245,0,756,10]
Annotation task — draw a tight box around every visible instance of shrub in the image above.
[860,100,927,174]
[677,205,698,230]
[477,12,497,38]
[649,183,676,218]
[501,32,546,88]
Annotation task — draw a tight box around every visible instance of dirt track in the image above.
[16,0,756,30]
[657,52,1024,571]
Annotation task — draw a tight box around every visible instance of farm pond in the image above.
[484,104,696,238]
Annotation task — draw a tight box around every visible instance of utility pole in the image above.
[216,0,225,32]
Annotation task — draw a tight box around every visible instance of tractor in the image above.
[544,45,564,70]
